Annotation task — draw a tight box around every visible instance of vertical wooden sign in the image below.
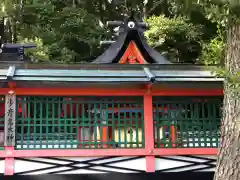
[4,91,16,146]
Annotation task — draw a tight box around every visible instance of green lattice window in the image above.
[153,96,222,148]
[15,96,144,149]
[0,96,4,148]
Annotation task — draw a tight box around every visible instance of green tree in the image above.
[200,25,225,65]
[178,1,240,179]
[145,15,202,63]
[0,0,109,62]
[0,0,219,64]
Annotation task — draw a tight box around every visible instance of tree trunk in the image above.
[143,1,147,19]
[214,24,240,180]
[72,0,76,8]
[6,19,12,43]
[12,18,17,43]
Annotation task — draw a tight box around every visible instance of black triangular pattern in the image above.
[155,155,216,172]
[15,156,145,175]
[14,155,216,175]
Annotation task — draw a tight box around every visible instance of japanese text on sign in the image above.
[4,92,16,146]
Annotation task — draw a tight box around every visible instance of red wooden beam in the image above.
[0,148,218,158]
[0,88,223,96]
[144,94,155,172]
[7,82,16,88]
[0,89,9,95]
[153,148,217,155]
[4,149,147,158]
[152,89,223,96]
[0,88,147,96]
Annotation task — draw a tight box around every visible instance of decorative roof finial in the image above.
[93,14,172,64]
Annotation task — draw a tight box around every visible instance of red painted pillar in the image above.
[5,147,14,175]
[144,93,155,172]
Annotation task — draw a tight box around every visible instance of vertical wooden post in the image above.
[144,93,155,172]
[170,126,176,147]
[101,110,108,148]
[102,124,108,148]
[5,147,14,175]
[4,90,16,175]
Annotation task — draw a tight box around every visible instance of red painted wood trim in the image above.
[144,94,155,172]
[0,148,217,158]
[153,148,217,155]
[0,148,218,157]
[0,88,223,96]
[145,156,155,172]
[0,88,146,96]
[0,89,9,95]
[119,42,132,64]
[3,149,147,158]
[152,89,223,96]
[119,41,146,64]
[131,41,146,64]
[7,82,16,88]
[4,147,14,175]
[0,151,5,157]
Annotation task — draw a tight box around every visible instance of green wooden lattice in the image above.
[153,96,222,148]
[15,96,145,149]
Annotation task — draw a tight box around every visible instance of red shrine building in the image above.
[0,16,223,179]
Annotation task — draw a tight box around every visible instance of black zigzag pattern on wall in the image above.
[14,155,216,175]
[15,156,145,175]
[155,155,216,172]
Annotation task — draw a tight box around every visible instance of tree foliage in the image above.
[200,25,225,65]
[1,0,110,62]
[0,0,221,64]
[145,15,202,63]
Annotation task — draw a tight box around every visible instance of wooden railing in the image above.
[0,95,222,150]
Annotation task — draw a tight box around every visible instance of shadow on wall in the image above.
[5,172,214,180]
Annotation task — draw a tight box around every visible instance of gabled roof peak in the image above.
[92,15,172,64]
